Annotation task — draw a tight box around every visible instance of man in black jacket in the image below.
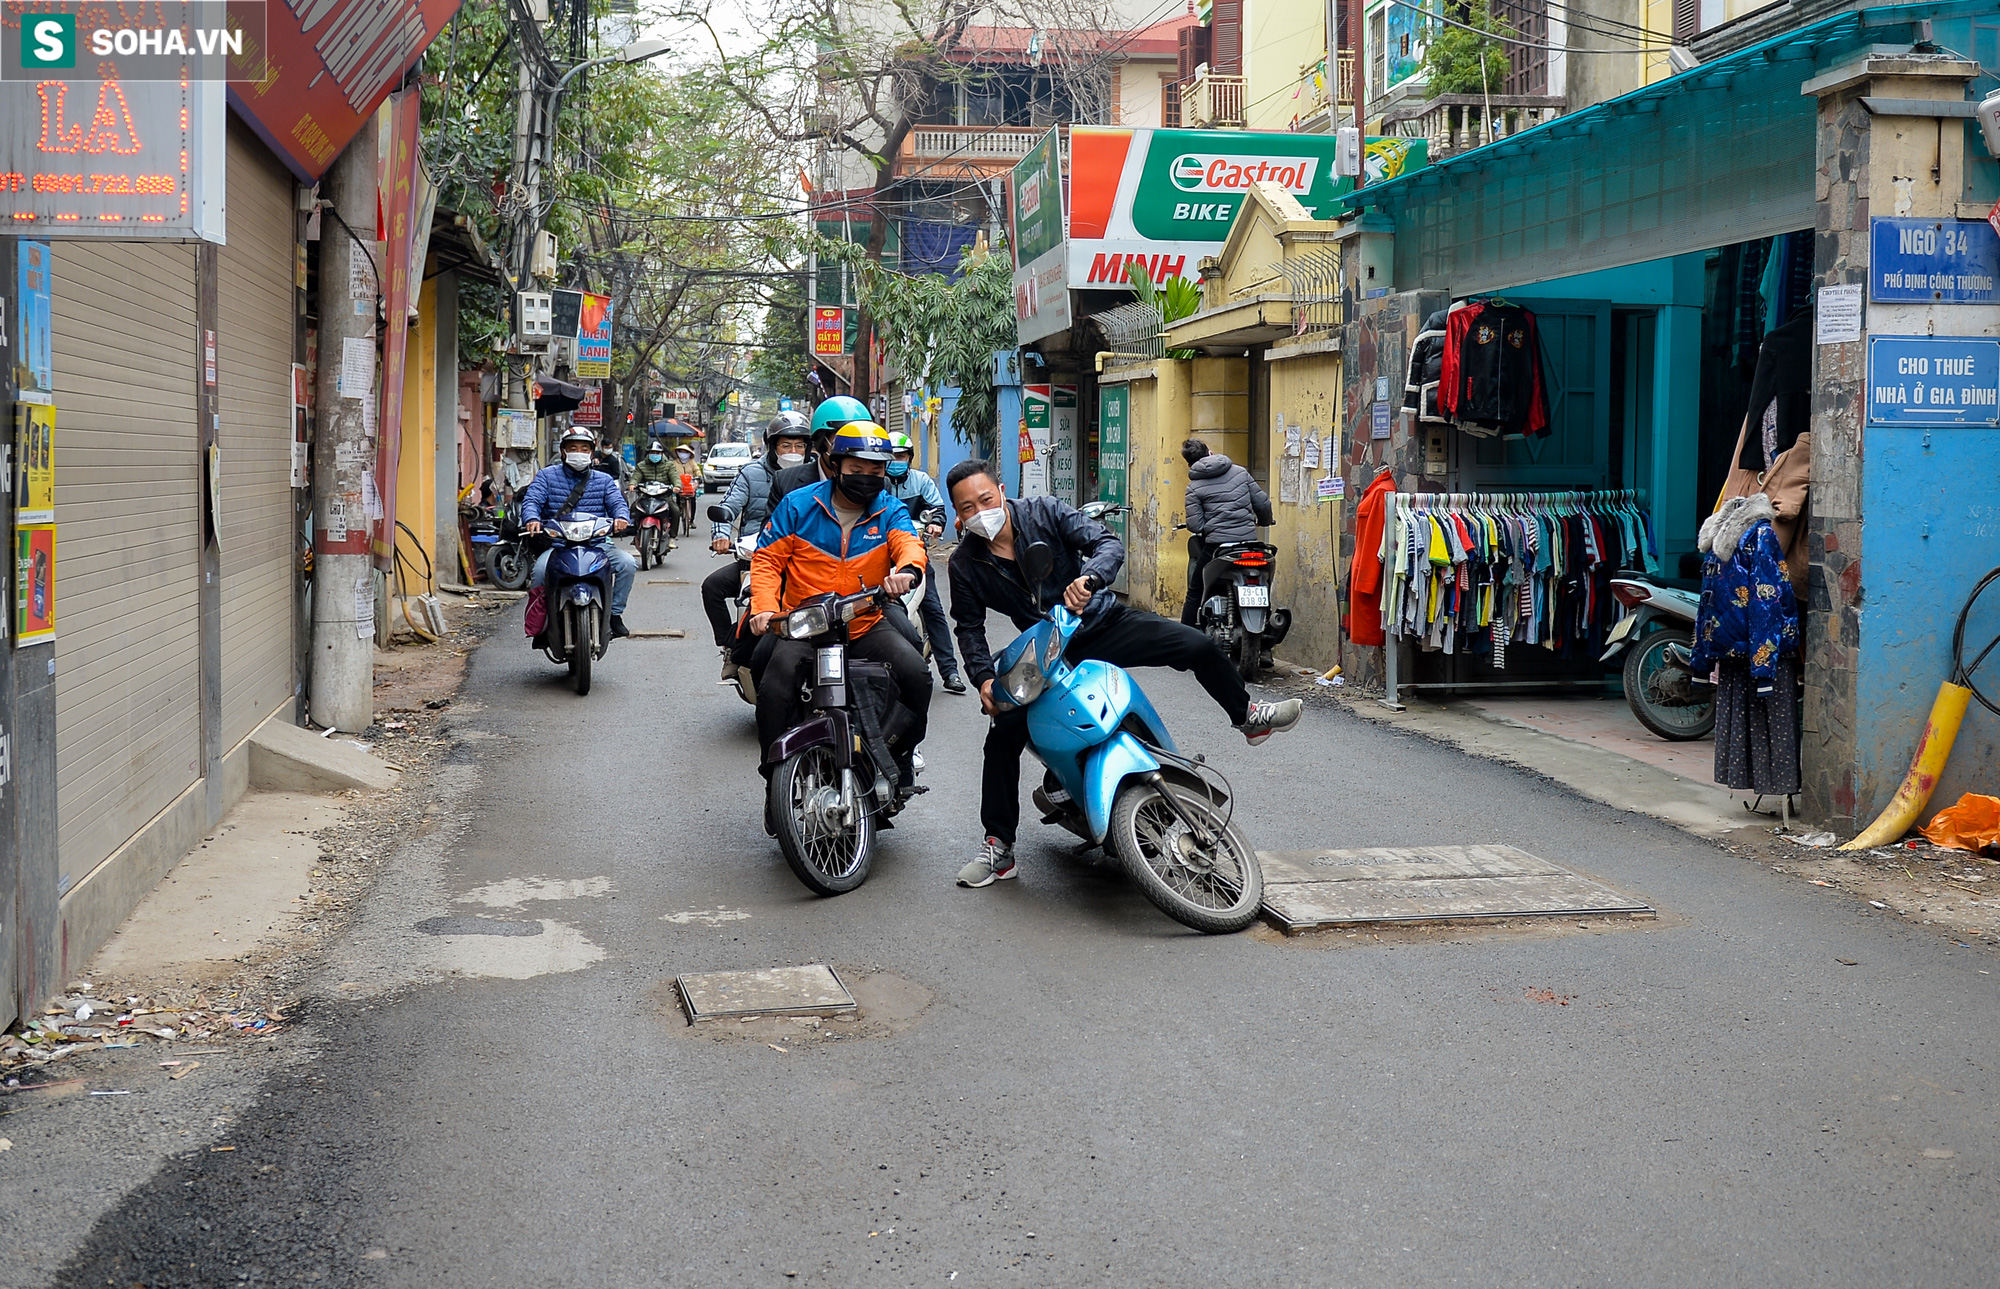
[945,459,1302,888]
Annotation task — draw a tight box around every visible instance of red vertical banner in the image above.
[372,90,422,571]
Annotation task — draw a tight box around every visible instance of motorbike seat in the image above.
[1615,567,1701,593]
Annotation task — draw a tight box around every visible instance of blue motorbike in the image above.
[990,542,1264,934]
[535,514,617,695]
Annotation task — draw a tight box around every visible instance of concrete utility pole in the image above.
[310,112,380,733]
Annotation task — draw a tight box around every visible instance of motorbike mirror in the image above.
[707,505,729,523]
[1021,541,1055,586]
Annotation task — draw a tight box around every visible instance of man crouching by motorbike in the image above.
[748,423,933,787]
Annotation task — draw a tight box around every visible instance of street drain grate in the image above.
[676,964,856,1024]
[414,916,545,937]
[1257,844,1653,933]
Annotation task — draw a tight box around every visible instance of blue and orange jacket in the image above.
[752,480,927,638]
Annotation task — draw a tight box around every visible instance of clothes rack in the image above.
[1378,488,1652,710]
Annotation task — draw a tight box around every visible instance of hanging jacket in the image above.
[1689,494,1799,692]
[1347,471,1397,646]
[1403,309,1450,420]
[1184,454,1273,546]
[1439,302,1550,437]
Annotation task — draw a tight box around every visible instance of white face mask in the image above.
[564,452,592,470]
[964,505,1006,541]
[776,452,805,468]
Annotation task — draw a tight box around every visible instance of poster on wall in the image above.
[1019,385,1052,498]
[16,242,51,405]
[1097,384,1130,594]
[573,386,604,428]
[497,408,537,449]
[576,293,613,378]
[15,524,55,645]
[291,363,310,488]
[813,307,846,356]
[1048,386,1078,505]
[14,404,54,523]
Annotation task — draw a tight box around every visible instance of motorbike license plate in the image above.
[816,645,844,684]
[1606,615,1637,644]
[1236,584,1270,607]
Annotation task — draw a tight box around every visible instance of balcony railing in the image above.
[1297,51,1358,115]
[1378,94,1565,158]
[904,127,1053,162]
[1179,73,1247,129]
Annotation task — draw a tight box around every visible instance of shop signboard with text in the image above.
[813,307,846,356]
[576,292,612,378]
[1010,129,1070,344]
[1061,128,1424,292]
[1097,383,1129,594]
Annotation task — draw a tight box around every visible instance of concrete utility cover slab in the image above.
[1258,844,1652,933]
[677,965,856,1023]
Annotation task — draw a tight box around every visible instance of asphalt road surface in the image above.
[44,569,2000,1286]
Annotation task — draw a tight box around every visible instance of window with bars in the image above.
[1494,0,1548,95]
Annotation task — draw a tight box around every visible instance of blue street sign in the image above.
[1866,335,2000,427]
[778,397,793,411]
[1870,218,2000,304]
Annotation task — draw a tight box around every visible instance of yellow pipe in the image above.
[1840,681,1972,849]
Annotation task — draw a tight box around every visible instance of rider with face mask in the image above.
[519,427,637,637]
[770,395,869,506]
[703,411,810,680]
[748,423,932,784]
[880,429,965,694]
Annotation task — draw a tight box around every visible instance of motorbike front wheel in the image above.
[488,544,530,591]
[1622,626,1713,741]
[568,605,594,696]
[770,744,874,896]
[637,527,651,571]
[1109,778,1263,934]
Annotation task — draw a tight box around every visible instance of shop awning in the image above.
[1352,1,1995,296]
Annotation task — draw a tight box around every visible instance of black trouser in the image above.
[701,559,747,647]
[980,607,1250,845]
[878,577,961,679]
[757,624,933,767]
[1179,536,1209,626]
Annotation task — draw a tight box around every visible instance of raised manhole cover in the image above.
[415,915,545,937]
[676,964,856,1023]
[1257,844,1652,933]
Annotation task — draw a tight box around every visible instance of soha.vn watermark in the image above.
[4,1,268,81]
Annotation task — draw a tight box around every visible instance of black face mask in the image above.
[837,472,885,505]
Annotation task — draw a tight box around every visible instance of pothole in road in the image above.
[414,915,544,937]
[654,969,932,1045]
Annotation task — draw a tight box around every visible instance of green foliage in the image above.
[1125,262,1201,359]
[815,234,1017,455]
[1419,0,1514,98]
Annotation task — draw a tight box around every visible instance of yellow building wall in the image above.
[1243,0,1328,132]
[1109,359,1188,616]
[395,276,438,596]
[1264,343,1346,669]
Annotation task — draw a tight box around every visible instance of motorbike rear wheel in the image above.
[568,605,594,696]
[1108,778,1263,933]
[771,744,874,895]
[487,544,530,591]
[1234,622,1261,681]
[1623,626,1712,740]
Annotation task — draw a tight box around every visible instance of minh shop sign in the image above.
[1063,127,1423,289]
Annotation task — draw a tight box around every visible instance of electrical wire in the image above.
[1378,0,1660,54]
[1951,566,2000,716]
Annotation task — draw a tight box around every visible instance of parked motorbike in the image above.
[631,481,676,570]
[1600,570,1713,740]
[762,585,921,896]
[476,506,531,591]
[1179,524,1293,681]
[531,515,618,696]
[993,541,1265,934]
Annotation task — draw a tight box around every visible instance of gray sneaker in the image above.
[1239,698,1304,745]
[719,650,738,683]
[956,838,1017,888]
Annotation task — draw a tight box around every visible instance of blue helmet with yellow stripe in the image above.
[828,422,895,463]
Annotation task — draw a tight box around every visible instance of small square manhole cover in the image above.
[676,964,856,1023]
[1258,844,1652,933]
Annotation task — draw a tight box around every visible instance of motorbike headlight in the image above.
[998,653,1046,706]
[559,519,599,542]
[781,603,831,639]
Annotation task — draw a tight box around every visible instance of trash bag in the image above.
[1919,792,2000,851]
[523,586,547,639]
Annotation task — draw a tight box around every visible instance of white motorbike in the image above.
[1600,572,1713,741]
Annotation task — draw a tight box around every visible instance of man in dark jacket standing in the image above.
[945,459,1302,888]
[1179,438,1274,626]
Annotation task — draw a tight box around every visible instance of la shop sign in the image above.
[0,76,225,239]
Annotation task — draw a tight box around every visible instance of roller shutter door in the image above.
[218,122,298,749]
[51,242,202,883]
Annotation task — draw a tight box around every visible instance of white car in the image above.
[701,441,754,492]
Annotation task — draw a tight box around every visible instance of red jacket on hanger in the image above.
[1347,471,1398,646]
